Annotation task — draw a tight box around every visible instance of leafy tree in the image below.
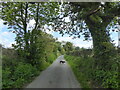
[54,41,65,54]
[75,47,80,50]
[63,42,73,54]
[0,2,59,64]
[52,2,120,69]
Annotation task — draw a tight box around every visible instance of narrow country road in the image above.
[26,55,80,88]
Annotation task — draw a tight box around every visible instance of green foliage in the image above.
[53,2,119,41]
[92,70,119,88]
[63,42,73,54]
[1,2,63,89]
[95,42,116,58]
[102,71,118,88]
[46,53,56,64]
[2,62,39,88]
[68,48,92,58]
[14,78,25,88]
[52,2,119,74]
[2,48,23,70]
[1,30,61,88]
[2,50,58,88]
[0,2,60,64]
[65,54,119,88]
[2,56,20,70]
[38,60,50,71]
[94,42,117,70]
[2,68,14,88]
[65,55,92,88]
[14,62,38,79]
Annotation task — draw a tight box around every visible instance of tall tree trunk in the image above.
[85,17,116,70]
[24,3,29,60]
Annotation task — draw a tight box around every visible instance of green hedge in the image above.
[2,62,39,88]
[2,53,58,88]
[65,55,119,88]
[65,55,92,88]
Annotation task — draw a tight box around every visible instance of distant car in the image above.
[60,60,66,64]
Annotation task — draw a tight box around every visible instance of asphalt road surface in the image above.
[26,55,80,88]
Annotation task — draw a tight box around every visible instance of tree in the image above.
[54,41,64,54]
[0,2,59,64]
[63,42,73,54]
[75,47,80,51]
[52,2,120,69]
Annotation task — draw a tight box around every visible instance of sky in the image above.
[0,19,119,48]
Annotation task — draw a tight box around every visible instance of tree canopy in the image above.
[0,2,60,62]
[51,2,119,69]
